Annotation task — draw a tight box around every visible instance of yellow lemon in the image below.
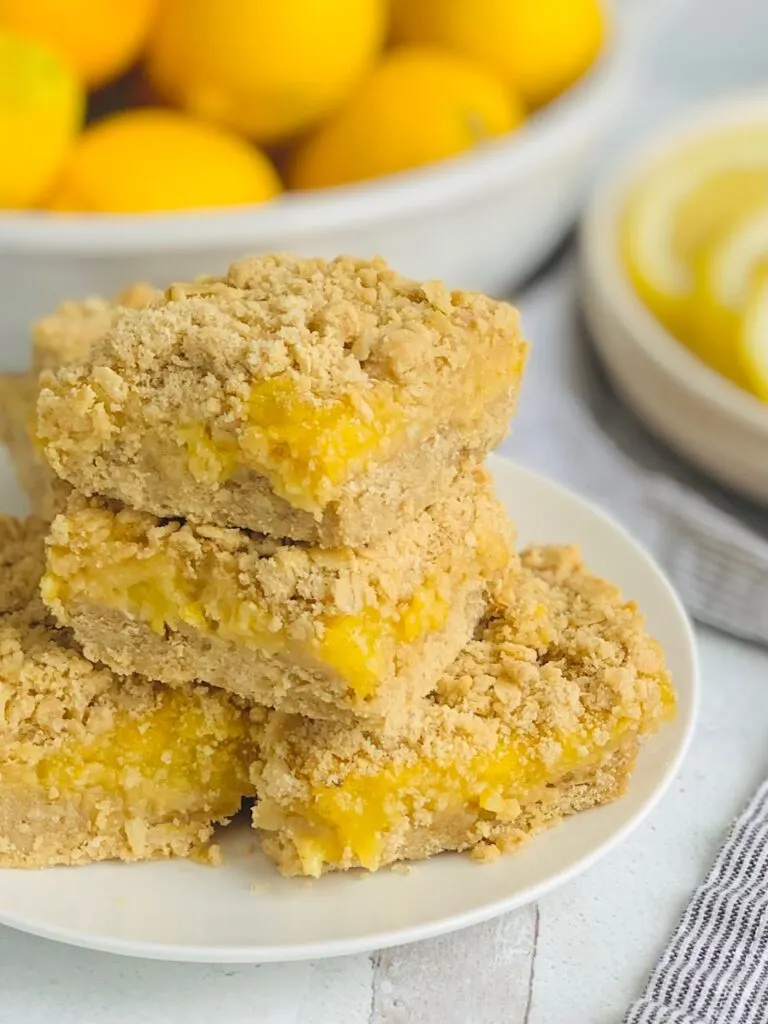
[689,205,768,385]
[621,129,768,346]
[146,0,386,144]
[0,30,83,208]
[391,0,605,108]
[290,46,524,190]
[739,270,768,401]
[0,0,157,88]
[47,109,282,214]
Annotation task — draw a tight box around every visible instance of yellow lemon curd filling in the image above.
[176,377,403,513]
[174,352,523,514]
[14,687,256,825]
[42,511,456,698]
[264,685,676,876]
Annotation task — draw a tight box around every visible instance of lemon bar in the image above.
[0,283,159,520]
[0,515,261,868]
[42,468,514,722]
[0,372,70,521]
[32,282,160,371]
[37,255,527,546]
[253,545,676,876]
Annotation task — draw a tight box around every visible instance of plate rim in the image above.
[0,456,699,963]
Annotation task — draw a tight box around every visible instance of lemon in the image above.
[146,0,386,144]
[689,205,768,382]
[391,0,604,108]
[47,109,282,214]
[290,46,524,190]
[622,129,768,340]
[0,0,157,88]
[739,271,768,401]
[0,30,84,208]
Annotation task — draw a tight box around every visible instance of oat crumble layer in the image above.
[37,254,527,544]
[1,283,159,521]
[32,282,160,371]
[42,468,515,722]
[0,514,261,868]
[252,545,676,877]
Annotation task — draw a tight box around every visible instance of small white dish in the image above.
[580,92,768,505]
[0,451,697,963]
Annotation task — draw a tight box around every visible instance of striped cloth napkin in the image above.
[503,258,768,646]
[623,780,768,1023]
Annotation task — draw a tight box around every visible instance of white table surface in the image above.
[2,4,768,1019]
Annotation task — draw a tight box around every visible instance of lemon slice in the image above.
[739,272,768,401]
[699,205,768,312]
[687,205,768,384]
[622,129,768,332]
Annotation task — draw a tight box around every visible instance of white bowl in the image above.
[580,92,768,505]
[0,8,626,371]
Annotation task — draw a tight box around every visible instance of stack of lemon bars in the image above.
[0,256,676,878]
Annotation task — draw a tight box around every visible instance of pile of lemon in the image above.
[622,128,768,402]
[0,0,604,214]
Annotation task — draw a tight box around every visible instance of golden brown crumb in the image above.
[43,468,515,721]
[47,255,522,400]
[470,842,502,863]
[0,515,263,869]
[33,298,115,371]
[37,255,527,542]
[0,514,49,622]
[32,282,160,370]
[258,543,670,781]
[1,282,159,520]
[0,373,70,521]
[47,467,511,625]
[190,843,223,866]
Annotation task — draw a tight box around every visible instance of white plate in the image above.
[0,452,698,963]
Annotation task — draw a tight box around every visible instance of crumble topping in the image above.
[50,254,522,394]
[0,514,265,768]
[37,254,525,466]
[255,544,672,797]
[33,281,160,370]
[0,515,264,867]
[0,514,49,622]
[45,466,513,623]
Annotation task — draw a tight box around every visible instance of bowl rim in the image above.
[580,89,768,437]
[0,5,624,253]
